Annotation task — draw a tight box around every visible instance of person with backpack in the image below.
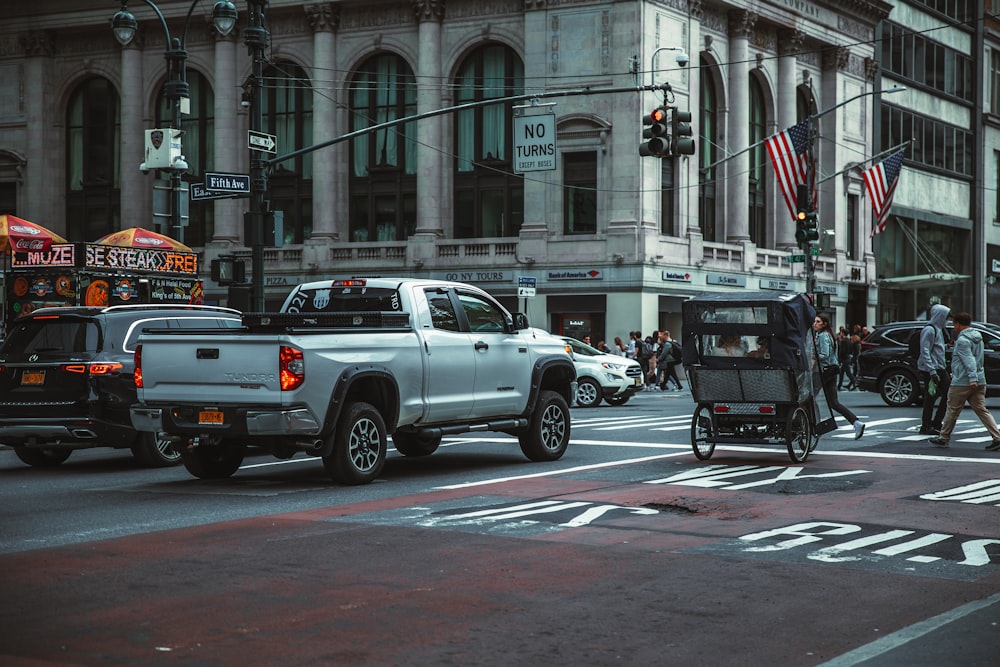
[657,330,683,391]
[929,311,1000,451]
[917,302,950,435]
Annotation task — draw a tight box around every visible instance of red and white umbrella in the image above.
[0,214,68,254]
[93,227,192,252]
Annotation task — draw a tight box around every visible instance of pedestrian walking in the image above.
[837,327,851,390]
[929,312,1000,451]
[657,330,683,390]
[813,314,865,439]
[612,336,627,356]
[917,302,951,435]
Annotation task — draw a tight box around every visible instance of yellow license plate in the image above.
[198,410,224,425]
[21,371,45,386]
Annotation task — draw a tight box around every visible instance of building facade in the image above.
[5,0,992,344]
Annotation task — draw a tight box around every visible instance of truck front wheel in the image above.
[323,401,387,485]
[180,440,246,479]
[518,389,571,462]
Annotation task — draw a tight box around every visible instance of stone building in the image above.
[1,0,993,341]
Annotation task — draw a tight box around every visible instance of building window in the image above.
[453,44,524,239]
[748,77,766,247]
[264,63,313,245]
[847,193,859,260]
[699,56,719,242]
[991,49,1000,114]
[882,103,973,177]
[156,70,213,246]
[350,53,417,242]
[563,151,596,234]
[881,22,974,102]
[995,151,1000,223]
[66,77,120,242]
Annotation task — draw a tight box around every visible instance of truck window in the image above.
[283,286,401,313]
[426,291,460,332]
[458,293,506,332]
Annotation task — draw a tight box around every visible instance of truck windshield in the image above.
[282,285,402,313]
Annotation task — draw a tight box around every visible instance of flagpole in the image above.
[699,86,907,174]
[816,141,911,185]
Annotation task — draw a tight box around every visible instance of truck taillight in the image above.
[280,345,304,391]
[134,345,143,388]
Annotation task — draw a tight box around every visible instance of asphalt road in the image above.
[1,389,998,666]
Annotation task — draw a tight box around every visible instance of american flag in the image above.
[862,149,905,236]
[765,120,813,221]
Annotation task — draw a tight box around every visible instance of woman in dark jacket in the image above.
[814,314,865,439]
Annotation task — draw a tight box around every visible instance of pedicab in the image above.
[680,291,836,463]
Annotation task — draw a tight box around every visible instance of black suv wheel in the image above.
[878,367,920,407]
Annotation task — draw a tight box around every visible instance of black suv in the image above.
[0,305,241,467]
[855,320,1000,407]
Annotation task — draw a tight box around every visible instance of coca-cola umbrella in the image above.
[93,227,192,252]
[0,214,68,254]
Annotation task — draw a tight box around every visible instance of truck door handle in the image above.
[474,340,489,351]
[196,348,220,359]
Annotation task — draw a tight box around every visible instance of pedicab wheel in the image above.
[691,403,716,460]
[786,406,813,463]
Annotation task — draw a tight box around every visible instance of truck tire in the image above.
[574,378,602,408]
[180,440,246,479]
[518,389,571,462]
[130,432,182,467]
[14,446,72,467]
[392,431,441,457]
[323,401,387,485]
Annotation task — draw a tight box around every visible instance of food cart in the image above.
[5,241,202,323]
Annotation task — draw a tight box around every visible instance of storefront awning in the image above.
[877,273,969,289]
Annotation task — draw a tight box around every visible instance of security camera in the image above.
[675,51,690,67]
[240,99,250,109]
[139,162,150,175]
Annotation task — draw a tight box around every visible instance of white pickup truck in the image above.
[130,278,576,484]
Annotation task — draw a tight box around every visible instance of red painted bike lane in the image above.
[2,450,998,666]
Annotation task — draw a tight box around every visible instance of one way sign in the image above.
[248,130,276,154]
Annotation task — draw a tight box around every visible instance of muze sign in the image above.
[513,113,556,173]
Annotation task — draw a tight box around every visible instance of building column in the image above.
[20,31,58,227]
[212,32,240,243]
[683,1,705,240]
[821,46,849,261]
[725,9,755,243]
[775,30,804,250]
[306,3,339,240]
[411,0,445,239]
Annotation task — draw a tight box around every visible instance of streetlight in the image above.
[110,0,239,243]
[241,0,270,312]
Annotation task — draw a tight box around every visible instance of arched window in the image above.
[698,57,719,242]
[156,70,213,246]
[748,76,767,247]
[66,77,121,241]
[349,53,417,242]
[264,62,313,245]
[453,44,524,239]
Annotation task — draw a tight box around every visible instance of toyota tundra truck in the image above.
[130,278,576,484]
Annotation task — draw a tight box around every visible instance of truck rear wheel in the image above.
[180,440,246,479]
[518,389,570,461]
[392,431,441,457]
[323,401,387,485]
[130,431,182,467]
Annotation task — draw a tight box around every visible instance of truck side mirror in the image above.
[513,313,529,330]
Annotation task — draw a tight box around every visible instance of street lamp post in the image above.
[242,0,270,312]
[111,0,238,242]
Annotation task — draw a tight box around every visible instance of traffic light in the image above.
[794,183,819,247]
[640,107,669,157]
[670,108,696,155]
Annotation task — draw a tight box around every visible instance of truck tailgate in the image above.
[137,333,286,405]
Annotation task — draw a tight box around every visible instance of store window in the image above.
[66,77,121,242]
[349,53,416,242]
[264,62,313,245]
[453,44,524,238]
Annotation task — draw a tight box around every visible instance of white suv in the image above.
[561,337,644,407]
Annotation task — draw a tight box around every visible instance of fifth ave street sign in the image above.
[204,172,251,193]
[513,113,556,173]
[248,130,277,154]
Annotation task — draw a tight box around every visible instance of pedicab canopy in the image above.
[680,291,816,371]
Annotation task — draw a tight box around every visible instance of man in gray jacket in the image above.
[918,302,950,434]
[929,311,1000,450]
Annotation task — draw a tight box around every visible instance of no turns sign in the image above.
[513,113,556,173]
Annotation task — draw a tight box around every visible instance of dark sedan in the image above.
[855,320,1000,407]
